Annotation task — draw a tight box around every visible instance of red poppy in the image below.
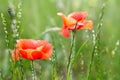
[57,12,93,38]
[11,39,53,61]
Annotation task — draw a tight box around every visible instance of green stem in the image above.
[66,22,78,80]
[31,61,36,80]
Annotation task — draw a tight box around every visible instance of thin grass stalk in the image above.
[95,2,105,80]
[87,1,105,80]
[87,43,96,80]
[71,40,88,66]
[66,21,78,80]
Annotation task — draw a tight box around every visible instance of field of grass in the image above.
[0,0,120,80]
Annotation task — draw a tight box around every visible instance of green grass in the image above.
[0,0,120,80]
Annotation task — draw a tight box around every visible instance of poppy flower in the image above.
[57,12,93,38]
[11,39,53,61]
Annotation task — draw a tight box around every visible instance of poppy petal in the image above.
[20,49,34,60]
[68,12,88,21]
[17,39,47,49]
[31,50,42,60]
[17,39,37,49]
[80,20,93,30]
[57,12,76,27]
[12,39,53,60]
[41,42,53,59]
[60,26,70,38]
[68,22,84,30]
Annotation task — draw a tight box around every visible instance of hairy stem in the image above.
[66,22,78,80]
[31,61,36,80]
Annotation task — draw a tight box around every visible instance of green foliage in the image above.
[0,0,120,80]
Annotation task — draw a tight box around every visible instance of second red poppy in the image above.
[57,12,93,38]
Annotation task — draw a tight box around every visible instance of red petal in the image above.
[80,20,93,30]
[40,42,52,59]
[68,12,88,21]
[17,39,46,49]
[32,42,52,60]
[17,39,36,49]
[14,39,53,60]
[32,51,42,60]
[60,26,70,38]
[20,49,34,60]
[57,12,76,27]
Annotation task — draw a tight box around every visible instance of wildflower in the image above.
[11,39,53,61]
[57,12,93,38]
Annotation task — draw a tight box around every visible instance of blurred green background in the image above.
[0,0,120,80]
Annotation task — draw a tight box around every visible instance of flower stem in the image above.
[66,22,78,80]
[31,61,36,80]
